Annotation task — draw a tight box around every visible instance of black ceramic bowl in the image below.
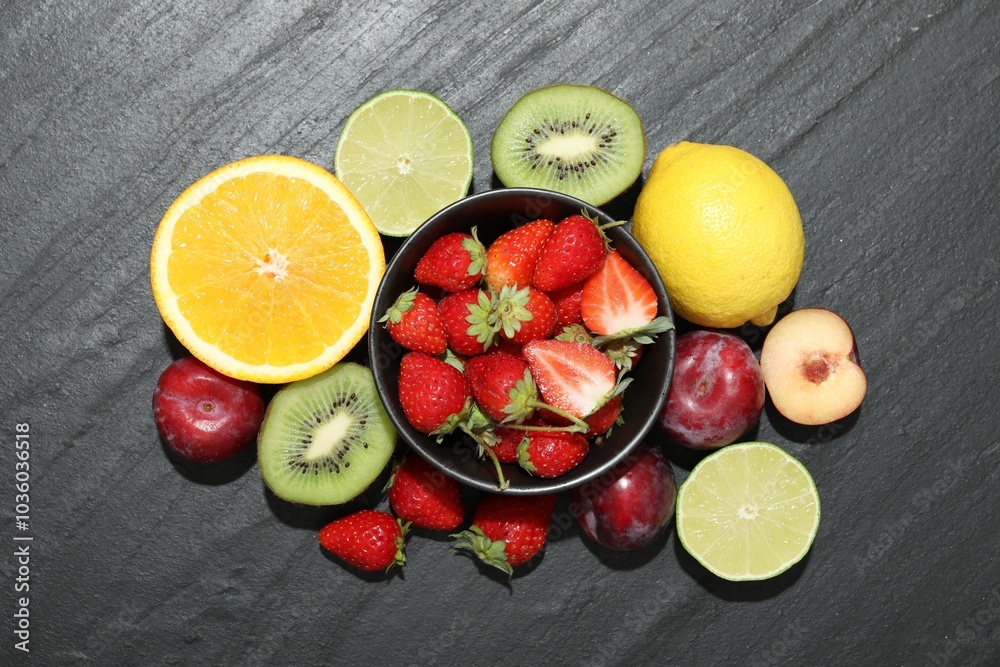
[368,188,675,495]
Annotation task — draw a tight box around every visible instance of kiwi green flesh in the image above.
[491,84,646,206]
[257,362,396,506]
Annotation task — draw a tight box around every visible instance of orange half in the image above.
[150,155,385,383]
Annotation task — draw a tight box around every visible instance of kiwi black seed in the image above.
[491,84,646,206]
[257,362,396,506]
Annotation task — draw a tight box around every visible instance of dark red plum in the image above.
[153,357,265,463]
[570,442,676,551]
[658,330,764,450]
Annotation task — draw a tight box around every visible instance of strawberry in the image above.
[484,219,553,292]
[388,455,464,531]
[319,509,408,572]
[437,289,497,356]
[414,230,486,292]
[532,213,608,292]
[493,285,557,345]
[517,430,589,478]
[453,493,557,575]
[522,339,625,419]
[601,338,644,372]
[490,417,543,464]
[554,322,593,346]
[549,281,586,326]
[580,250,671,338]
[379,288,447,355]
[463,351,539,423]
[398,352,470,436]
[541,394,622,437]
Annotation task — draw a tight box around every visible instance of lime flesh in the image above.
[676,442,820,581]
[334,90,474,237]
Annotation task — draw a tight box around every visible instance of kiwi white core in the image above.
[537,134,600,159]
[305,411,355,461]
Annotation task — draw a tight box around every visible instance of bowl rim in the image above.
[368,187,675,495]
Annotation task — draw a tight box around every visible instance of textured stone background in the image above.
[1,1,998,665]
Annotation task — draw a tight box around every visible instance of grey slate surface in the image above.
[1,1,999,665]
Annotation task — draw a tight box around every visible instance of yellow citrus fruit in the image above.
[632,141,804,328]
[150,155,385,383]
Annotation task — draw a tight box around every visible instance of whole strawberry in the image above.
[549,281,586,326]
[414,230,486,292]
[485,218,553,291]
[319,509,408,572]
[490,423,532,464]
[453,493,557,575]
[493,285,557,345]
[388,455,464,531]
[532,213,608,292]
[379,288,447,355]
[518,430,589,478]
[398,352,470,436]
[437,289,497,356]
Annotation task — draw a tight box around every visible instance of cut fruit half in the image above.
[258,362,397,506]
[334,89,474,237]
[676,442,820,581]
[150,155,385,384]
[491,84,646,206]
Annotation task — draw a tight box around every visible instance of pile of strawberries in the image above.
[381,212,673,487]
[318,213,674,576]
[319,455,556,575]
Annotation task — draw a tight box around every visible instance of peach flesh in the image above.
[760,308,866,426]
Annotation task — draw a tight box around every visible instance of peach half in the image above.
[760,308,867,426]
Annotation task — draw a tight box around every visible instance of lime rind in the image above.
[676,442,820,582]
[334,90,474,237]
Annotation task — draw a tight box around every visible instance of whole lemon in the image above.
[632,141,804,329]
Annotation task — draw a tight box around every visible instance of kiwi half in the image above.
[258,362,396,505]
[491,84,646,206]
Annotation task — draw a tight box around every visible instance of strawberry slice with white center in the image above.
[581,250,674,349]
[581,251,658,334]
[523,339,625,419]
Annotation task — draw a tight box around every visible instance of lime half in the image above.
[676,442,820,581]
[334,90,474,237]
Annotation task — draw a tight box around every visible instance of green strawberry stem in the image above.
[452,525,513,577]
[592,315,675,348]
[596,219,627,232]
[459,423,509,491]
[388,520,410,571]
[529,402,591,431]
[501,422,587,434]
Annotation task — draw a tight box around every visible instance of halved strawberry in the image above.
[532,213,608,292]
[580,251,673,338]
[484,219,553,292]
[437,289,497,356]
[522,339,626,419]
[414,230,485,292]
[379,288,447,355]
